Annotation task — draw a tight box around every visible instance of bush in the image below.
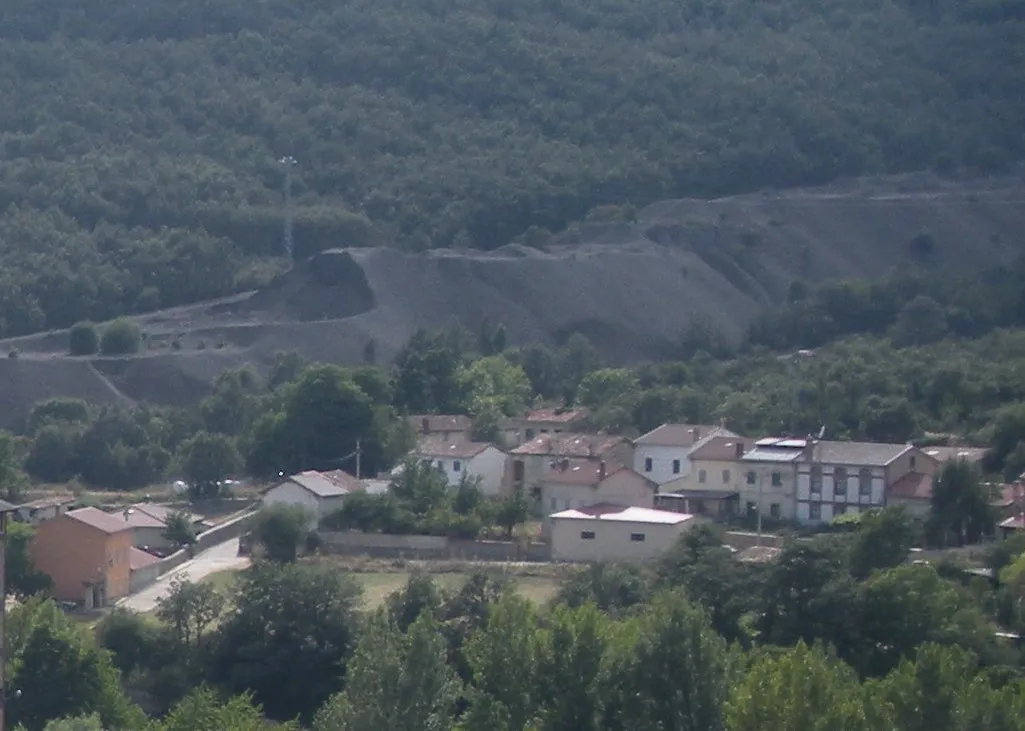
[99,318,142,355]
[68,321,100,355]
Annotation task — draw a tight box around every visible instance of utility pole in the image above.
[279,156,298,262]
[756,472,764,547]
[355,440,362,481]
[0,500,17,731]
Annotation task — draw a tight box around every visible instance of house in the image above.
[632,424,738,486]
[538,460,656,536]
[892,476,1013,523]
[920,445,988,466]
[507,433,634,495]
[263,469,362,529]
[549,503,699,562]
[735,438,807,521]
[408,414,473,443]
[412,438,507,496]
[129,547,162,593]
[657,436,755,516]
[30,507,132,608]
[112,506,172,551]
[13,495,76,525]
[797,440,935,524]
[501,407,590,447]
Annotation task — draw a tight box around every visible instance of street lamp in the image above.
[0,499,19,731]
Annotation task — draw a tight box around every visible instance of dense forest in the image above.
[0,0,1022,333]
[16,511,1025,730]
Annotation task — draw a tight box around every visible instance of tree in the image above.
[251,504,310,562]
[891,295,948,347]
[534,603,611,731]
[725,642,880,731]
[179,432,242,499]
[313,610,459,731]
[40,716,105,731]
[162,510,198,550]
[575,368,640,432]
[928,460,993,546]
[457,355,531,417]
[847,506,917,579]
[462,595,540,731]
[388,571,446,632]
[9,619,144,731]
[494,488,528,539]
[157,688,300,731]
[556,562,653,618]
[0,430,29,502]
[68,322,99,356]
[6,522,54,597]
[210,561,363,722]
[156,577,225,650]
[99,318,142,355]
[603,590,728,731]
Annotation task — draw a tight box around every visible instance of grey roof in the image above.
[742,447,803,463]
[813,441,912,467]
[635,424,736,447]
[921,446,988,464]
[287,470,354,498]
[416,438,495,459]
[67,507,132,534]
[0,498,19,513]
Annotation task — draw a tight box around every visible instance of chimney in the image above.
[561,458,570,471]
[421,417,430,433]
[690,427,699,442]
[734,441,745,459]
[599,460,606,482]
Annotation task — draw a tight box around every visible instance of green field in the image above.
[201,568,561,609]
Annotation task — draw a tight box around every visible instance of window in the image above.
[771,471,782,487]
[672,459,681,474]
[513,460,525,483]
[525,428,535,440]
[910,455,917,471]
[746,501,757,516]
[630,533,646,542]
[746,471,756,485]
[770,503,781,518]
[859,468,872,497]
[835,503,847,515]
[810,463,822,493]
[809,503,822,520]
[722,469,731,484]
[644,457,653,472]
[834,466,847,484]
[698,469,707,484]
[581,531,595,540]
[453,460,462,472]
[550,498,557,511]
[834,472,846,496]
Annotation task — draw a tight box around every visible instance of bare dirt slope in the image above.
[1,174,1023,425]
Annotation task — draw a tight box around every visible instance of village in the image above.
[16,407,1017,613]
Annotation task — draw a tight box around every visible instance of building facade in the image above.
[658,436,754,515]
[632,424,737,486]
[414,440,508,496]
[507,433,634,495]
[263,470,359,528]
[549,503,698,562]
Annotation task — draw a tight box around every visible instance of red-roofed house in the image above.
[506,432,634,496]
[30,507,133,608]
[408,414,473,443]
[501,407,590,446]
[412,438,508,496]
[538,460,656,537]
[264,469,363,528]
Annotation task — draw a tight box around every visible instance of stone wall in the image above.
[318,531,550,562]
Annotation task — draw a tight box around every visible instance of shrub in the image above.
[99,318,142,355]
[68,321,100,355]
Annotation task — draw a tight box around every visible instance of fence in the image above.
[143,508,260,580]
[318,531,551,562]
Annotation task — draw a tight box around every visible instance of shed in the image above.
[549,503,698,562]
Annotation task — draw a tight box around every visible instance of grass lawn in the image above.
[201,567,562,609]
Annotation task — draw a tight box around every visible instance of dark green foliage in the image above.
[68,322,99,356]
[99,318,142,355]
[251,504,310,562]
[5,522,54,597]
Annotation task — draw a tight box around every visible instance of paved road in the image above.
[119,538,250,613]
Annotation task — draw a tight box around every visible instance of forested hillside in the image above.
[0,0,1022,335]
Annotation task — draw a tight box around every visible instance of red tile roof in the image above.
[408,414,472,433]
[416,438,495,459]
[523,407,589,424]
[129,547,161,571]
[542,460,625,486]
[67,507,132,535]
[888,472,933,500]
[689,436,755,462]
[511,433,627,457]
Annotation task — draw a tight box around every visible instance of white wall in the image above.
[795,465,886,524]
[551,518,691,562]
[432,447,507,496]
[262,482,322,529]
[633,445,692,485]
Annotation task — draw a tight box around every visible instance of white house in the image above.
[263,469,361,529]
[796,441,932,524]
[413,438,507,496]
[549,503,698,562]
[632,424,737,486]
[13,495,76,525]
